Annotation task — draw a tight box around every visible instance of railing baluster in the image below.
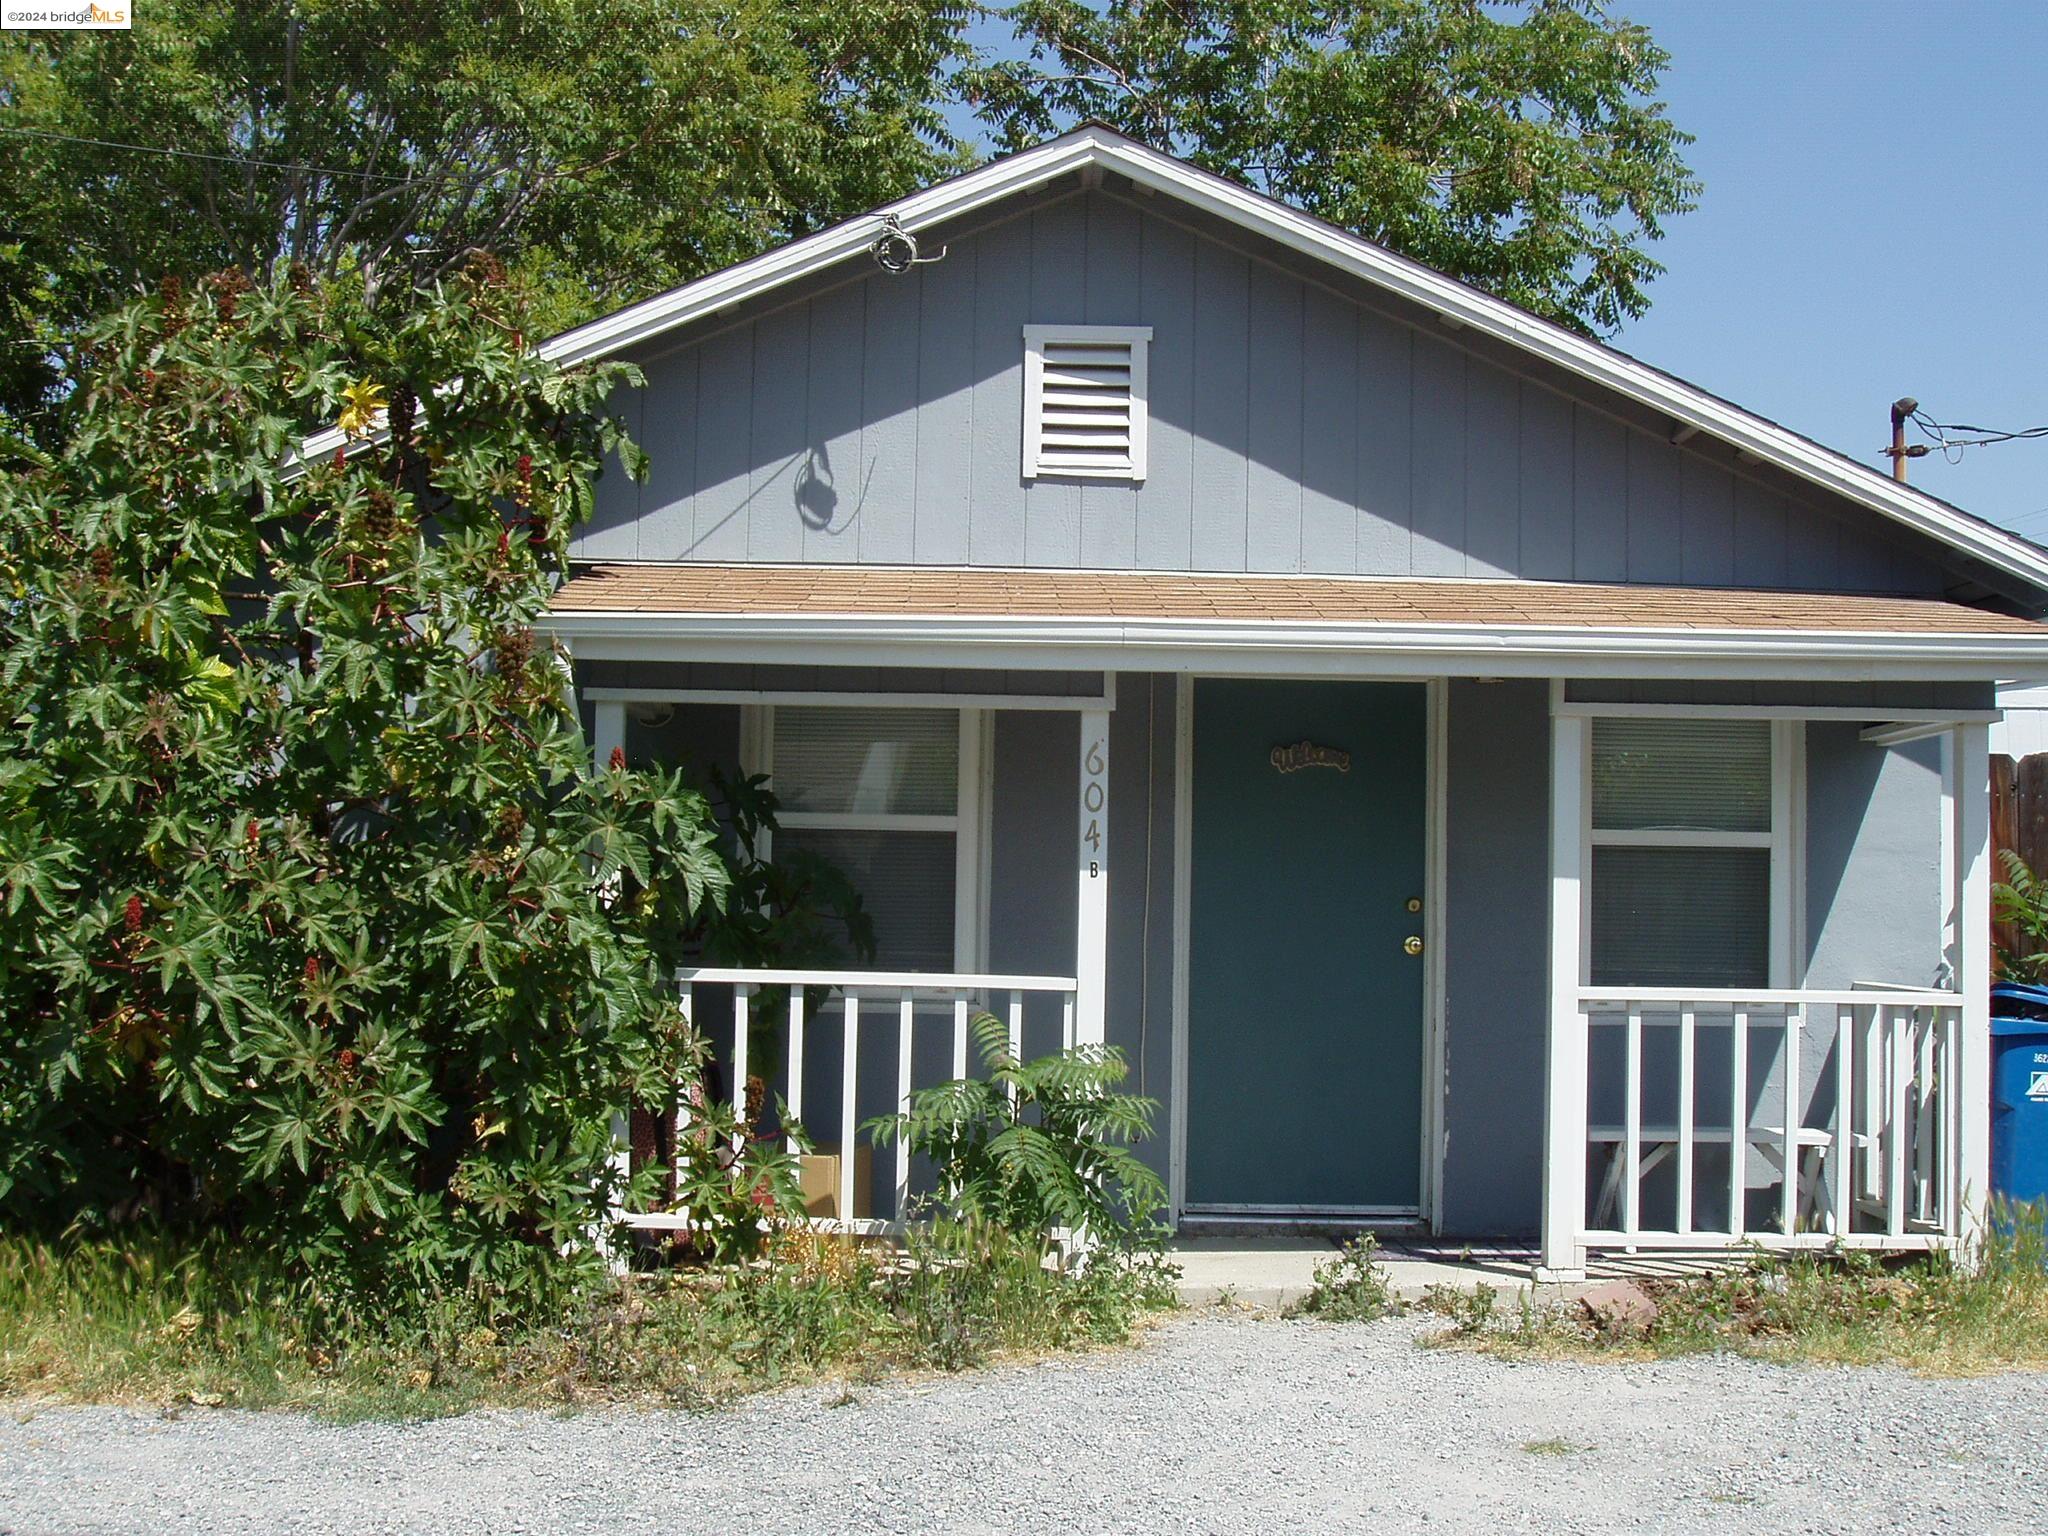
[896,991,914,1224]
[952,995,969,1081]
[1888,1004,1909,1239]
[732,984,751,1149]
[1861,1004,1883,1199]
[1941,1007,1960,1235]
[1623,1006,1642,1243]
[1780,1003,1801,1237]
[1832,1004,1853,1236]
[676,980,694,1170]
[840,995,859,1225]
[785,989,805,1156]
[1914,1010,1938,1223]
[1007,989,1024,1104]
[1677,1007,1696,1236]
[1730,1009,1748,1240]
[1062,992,1076,1053]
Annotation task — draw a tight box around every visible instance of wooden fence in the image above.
[1991,753,2048,967]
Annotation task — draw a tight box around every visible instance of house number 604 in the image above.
[1082,737,1106,871]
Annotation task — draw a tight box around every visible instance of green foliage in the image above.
[1287,1234,1400,1322]
[0,0,971,428]
[965,0,1698,334]
[1993,848,2048,980]
[0,263,765,1301]
[0,1222,1173,1414]
[867,1011,1166,1244]
[660,1094,811,1267]
[1423,1211,2048,1373]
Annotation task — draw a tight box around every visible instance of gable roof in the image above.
[306,124,2048,597]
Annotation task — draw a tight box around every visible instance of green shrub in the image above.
[866,1011,1166,1246]
[0,267,856,1306]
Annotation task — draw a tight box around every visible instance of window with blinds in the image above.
[770,707,958,818]
[1021,325,1151,481]
[1588,718,1778,989]
[768,707,962,972]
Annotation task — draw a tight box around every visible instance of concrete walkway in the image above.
[1169,1236,1720,1308]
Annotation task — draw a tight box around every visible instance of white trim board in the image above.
[306,123,2048,596]
[581,685,1113,712]
[548,611,2048,681]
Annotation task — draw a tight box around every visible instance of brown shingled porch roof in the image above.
[551,564,2045,636]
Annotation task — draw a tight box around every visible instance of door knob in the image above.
[1403,935,1424,957]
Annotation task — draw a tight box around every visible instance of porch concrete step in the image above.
[1167,1236,1634,1310]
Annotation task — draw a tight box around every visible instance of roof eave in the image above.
[541,608,2048,683]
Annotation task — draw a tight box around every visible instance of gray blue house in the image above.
[533,126,2048,1275]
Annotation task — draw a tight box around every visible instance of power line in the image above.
[1910,407,2048,464]
[0,123,810,221]
[0,124,430,185]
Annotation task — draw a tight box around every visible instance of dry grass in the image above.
[0,1224,1179,1419]
[1419,1212,2048,1376]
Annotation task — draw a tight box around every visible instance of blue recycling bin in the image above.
[1990,982,2048,1205]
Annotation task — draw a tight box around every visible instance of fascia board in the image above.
[540,609,2048,681]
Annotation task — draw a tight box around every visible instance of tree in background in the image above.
[2,0,1695,430]
[0,264,867,1301]
[963,0,1698,335]
[0,0,971,430]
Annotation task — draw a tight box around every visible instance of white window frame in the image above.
[741,704,984,972]
[1580,717,1802,989]
[1021,323,1152,482]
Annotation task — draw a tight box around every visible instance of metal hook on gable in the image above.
[869,214,948,275]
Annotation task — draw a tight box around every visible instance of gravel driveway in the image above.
[2,1313,2043,1535]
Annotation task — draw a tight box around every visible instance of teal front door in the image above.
[1185,679,1428,1213]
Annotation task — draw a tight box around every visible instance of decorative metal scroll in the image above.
[1269,740,1351,774]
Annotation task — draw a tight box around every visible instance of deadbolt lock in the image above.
[1404,897,1422,913]
[1403,935,1424,957]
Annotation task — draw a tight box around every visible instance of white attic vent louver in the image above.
[1022,324,1152,482]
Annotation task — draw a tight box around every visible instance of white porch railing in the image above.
[1572,986,1964,1253]
[614,967,1078,1237]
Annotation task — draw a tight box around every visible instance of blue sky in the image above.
[956,1,2048,534]
[1618,1,2048,535]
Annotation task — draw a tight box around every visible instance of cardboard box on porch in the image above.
[799,1145,873,1220]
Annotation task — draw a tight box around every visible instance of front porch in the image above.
[582,664,1994,1276]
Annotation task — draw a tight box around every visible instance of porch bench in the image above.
[1586,1123,1873,1236]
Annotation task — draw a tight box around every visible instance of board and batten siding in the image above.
[579,191,1944,593]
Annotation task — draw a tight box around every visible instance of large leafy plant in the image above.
[0,263,738,1303]
[867,1011,1165,1245]
[1994,849,2048,981]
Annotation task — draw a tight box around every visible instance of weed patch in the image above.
[0,1224,1178,1418]
[1421,1214,2048,1375]
[1285,1236,1400,1323]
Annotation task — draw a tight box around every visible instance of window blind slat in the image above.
[774,828,956,972]
[772,707,958,817]
[1590,846,1772,988]
[1592,718,1771,833]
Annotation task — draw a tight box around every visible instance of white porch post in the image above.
[592,700,631,1252]
[1952,720,1992,1255]
[1076,708,1110,1047]
[1541,709,1589,1278]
